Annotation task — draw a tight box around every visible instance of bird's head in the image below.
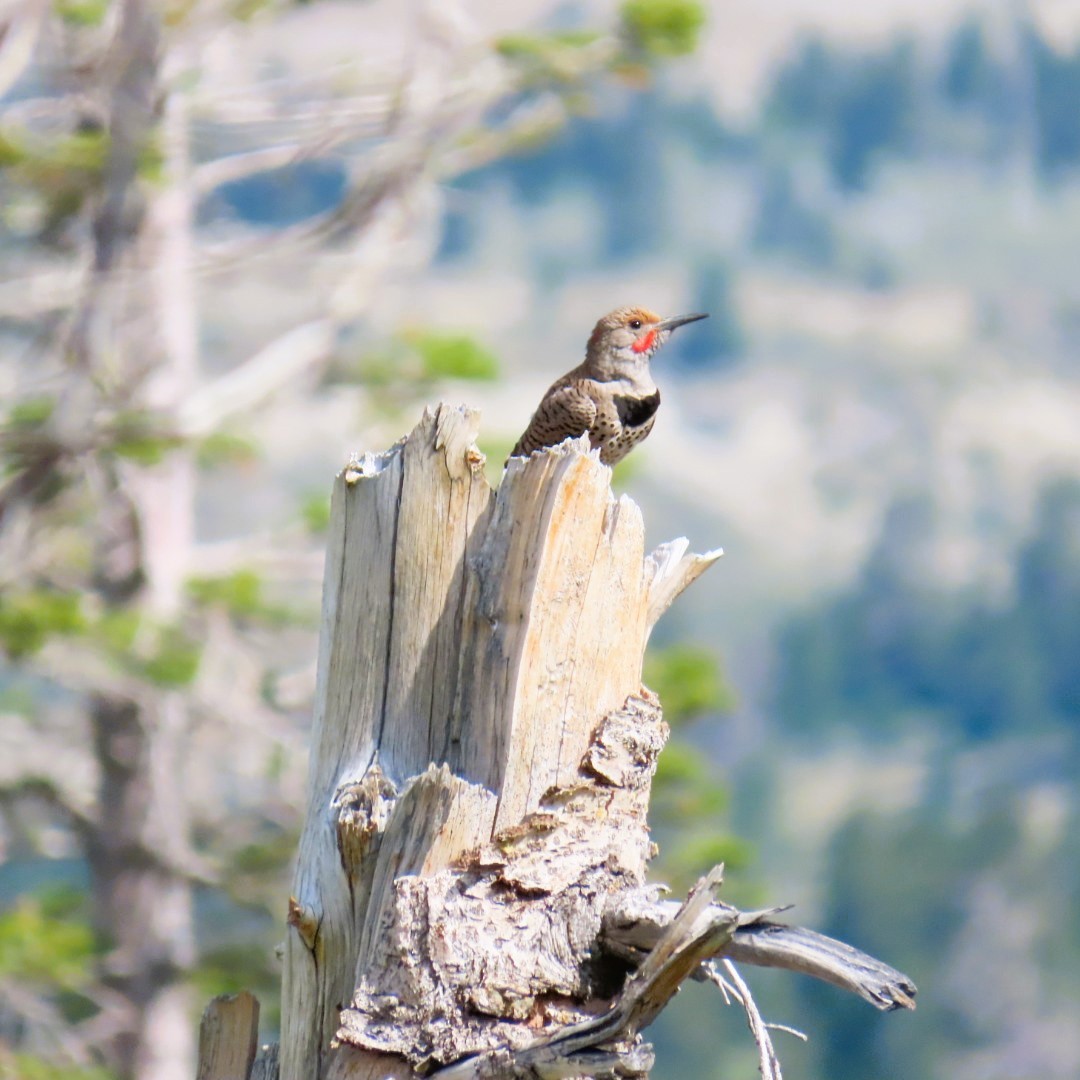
[585,306,708,377]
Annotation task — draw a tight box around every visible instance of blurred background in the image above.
[2,0,1079,1078]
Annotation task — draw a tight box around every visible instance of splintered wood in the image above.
[280,406,720,1080]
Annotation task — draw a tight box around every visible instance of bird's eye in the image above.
[629,319,642,330]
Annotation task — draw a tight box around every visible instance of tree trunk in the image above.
[76,3,201,1076]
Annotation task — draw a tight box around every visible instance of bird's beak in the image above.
[657,312,709,332]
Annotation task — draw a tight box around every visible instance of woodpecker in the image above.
[510,306,708,467]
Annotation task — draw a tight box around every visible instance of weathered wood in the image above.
[280,407,717,1079]
[196,992,259,1080]
[281,407,496,1080]
[272,405,915,1080]
[250,1043,279,1080]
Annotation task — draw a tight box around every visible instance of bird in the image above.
[510,306,708,467]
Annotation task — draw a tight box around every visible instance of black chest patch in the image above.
[614,389,661,429]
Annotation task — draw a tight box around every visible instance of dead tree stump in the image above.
[203,405,915,1080]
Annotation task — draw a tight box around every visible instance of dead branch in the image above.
[177,320,335,437]
[709,961,784,1080]
[0,775,98,840]
[602,891,917,1012]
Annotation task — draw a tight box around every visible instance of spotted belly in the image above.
[596,415,657,465]
[587,389,660,466]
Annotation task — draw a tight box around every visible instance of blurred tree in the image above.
[644,644,749,890]
[751,163,837,269]
[795,772,1080,1080]
[620,0,705,59]
[800,806,985,1079]
[674,261,745,370]
[775,481,1080,743]
[1027,29,1080,177]
[481,90,672,261]
[1015,477,1080,719]
[0,2,707,1078]
[762,18,1080,193]
[446,4,710,278]
[827,38,919,192]
[942,17,998,109]
[765,35,920,191]
[764,37,838,131]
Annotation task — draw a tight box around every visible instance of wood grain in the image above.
[197,992,259,1080]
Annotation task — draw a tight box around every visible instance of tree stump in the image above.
[207,405,914,1080]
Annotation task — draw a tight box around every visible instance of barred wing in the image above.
[510,382,598,459]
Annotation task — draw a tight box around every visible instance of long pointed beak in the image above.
[657,312,709,332]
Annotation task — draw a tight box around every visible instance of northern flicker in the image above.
[510,306,708,467]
